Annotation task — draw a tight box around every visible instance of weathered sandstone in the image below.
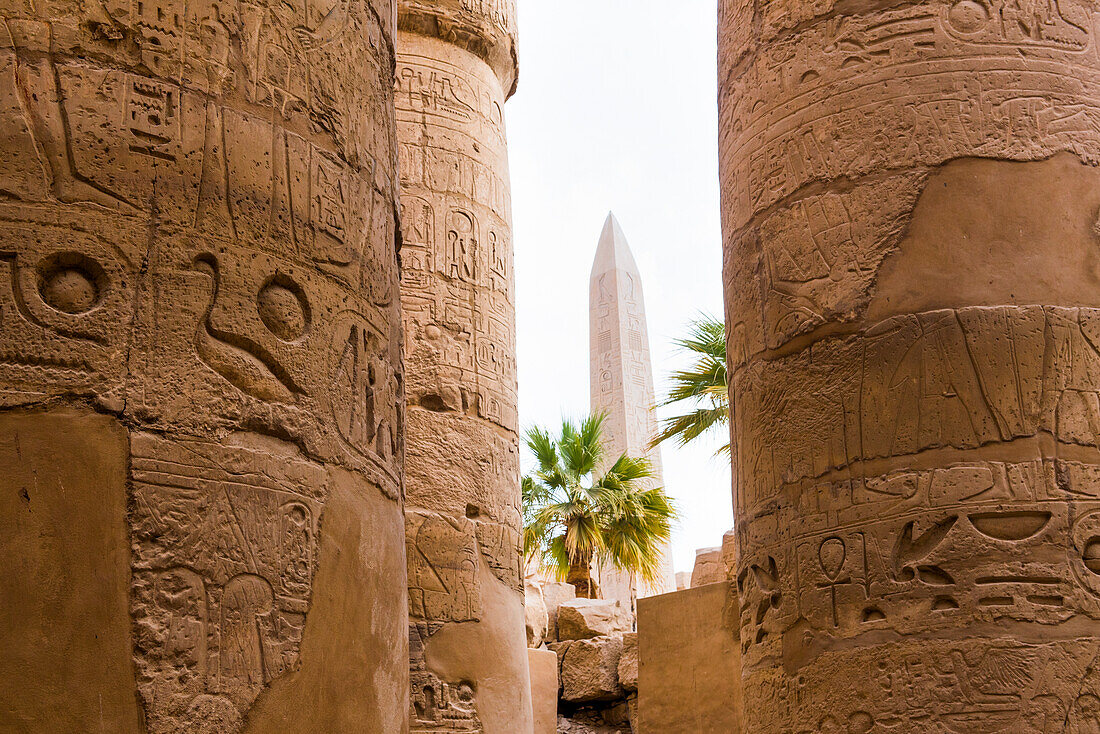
[690,546,724,588]
[526,579,549,648]
[0,0,407,728]
[637,583,742,733]
[541,580,577,642]
[558,598,631,641]
[529,647,559,734]
[560,636,625,704]
[721,0,1100,726]
[617,633,638,693]
[395,0,530,731]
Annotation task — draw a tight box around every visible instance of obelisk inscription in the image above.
[395,1,531,731]
[0,0,407,730]
[721,0,1100,728]
[590,213,675,608]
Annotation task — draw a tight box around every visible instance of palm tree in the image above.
[523,414,677,599]
[651,314,729,455]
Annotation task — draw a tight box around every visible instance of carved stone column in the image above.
[394,2,528,732]
[0,0,407,730]
[721,0,1100,728]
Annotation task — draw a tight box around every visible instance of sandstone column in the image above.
[394,1,529,732]
[0,0,407,730]
[721,0,1100,729]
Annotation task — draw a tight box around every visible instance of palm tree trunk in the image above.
[566,552,599,599]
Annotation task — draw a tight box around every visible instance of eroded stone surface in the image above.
[529,647,559,734]
[395,1,528,730]
[637,583,742,733]
[525,579,549,648]
[690,547,724,588]
[541,580,577,642]
[721,0,1100,727]
[0,0,407,726]
[560,636,625,704]
[557,598,631,641]
[617,633,638,693]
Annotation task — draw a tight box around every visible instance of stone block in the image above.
[540,581,576,641]
[618,632,638,692]
[675,571,690,590]
[525,579,549,648]
[637,582,742,733]
[529,647,558,734]
[720,529,738,579]
[557,598,630,641]
[560,636,624,703]
[690,546,724,587]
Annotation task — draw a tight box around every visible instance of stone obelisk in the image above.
[0,0,408,731]
[395,1,531,732]
[722,0,1100,728]
[590,213,676,611]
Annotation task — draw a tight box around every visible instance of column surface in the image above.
[720,0,1100,728]
[394,1,530,732]
[0,0,407,729]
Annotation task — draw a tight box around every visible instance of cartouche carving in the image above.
[721,0,1100,727]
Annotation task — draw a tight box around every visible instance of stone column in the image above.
[394,1,528,732]
[721,0,1100,729]
[0,0,407,730]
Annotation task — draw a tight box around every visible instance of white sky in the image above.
[508,0,733,575]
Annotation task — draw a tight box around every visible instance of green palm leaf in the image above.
[651,314,730,456]
[523,414,678,599]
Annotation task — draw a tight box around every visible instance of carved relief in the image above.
[723,0,1100,727]
[396,27,519,729]
[406,511,482,623]
[130,433,326,731]
[0,218,138,407]
[410,670,481,733]
[723,1,1100,228]
[0,0,401,725]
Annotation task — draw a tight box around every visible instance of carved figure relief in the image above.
[0,0,402,727]
[130,433,326,731]
[410,670,481,733]
[406,512,482,623]
[395,15,519,731]
[722,0,1100,727]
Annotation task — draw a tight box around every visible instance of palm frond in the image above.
[522,413,678,594]
[525,426,560,474]
[558,415,604,479]
[652,406,728,449]
[652,315,730,455]
[601,486,677,587]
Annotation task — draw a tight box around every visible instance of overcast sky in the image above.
[508,0,732,575]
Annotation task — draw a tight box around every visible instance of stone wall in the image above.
[636,583,742,733]
[0,0,408,729]
[721,0,1100,726]
[395,0,530,731]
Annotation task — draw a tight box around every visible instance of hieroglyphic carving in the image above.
[410,670,482,733]
[723,0,1100,230]
[406,511,482,624]
[396,22,521,730]
[0,0,403,726]
[129,432,326,731]
[0,216,138,408]
[723,0,1100,727]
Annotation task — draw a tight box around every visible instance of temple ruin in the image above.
[6,0,1100,729]
[395,0,529,731]
[721,0,1100,728]
[0,0,407,729]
